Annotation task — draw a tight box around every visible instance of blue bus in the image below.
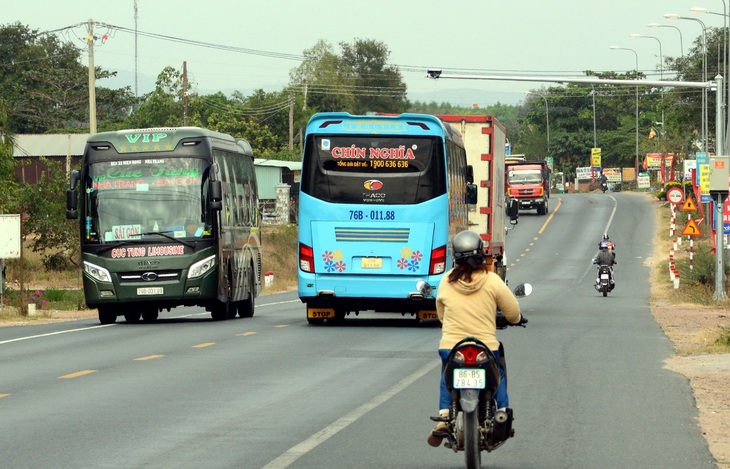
[298,113,473,324]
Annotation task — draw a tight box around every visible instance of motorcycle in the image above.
[593,260,614,297]
[601,181,608,193]
[425,283,531,469]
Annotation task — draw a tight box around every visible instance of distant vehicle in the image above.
[435,114,517,281]
[66,127,261,324]
[505,159,550,215]
[297,112,474,324]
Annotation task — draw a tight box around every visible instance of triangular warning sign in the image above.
[682,219,701,236]
[681,197,698,212]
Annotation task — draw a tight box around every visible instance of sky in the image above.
[4,0,727,106]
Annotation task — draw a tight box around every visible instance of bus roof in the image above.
[86,126,252,156]
[305,112,453,138]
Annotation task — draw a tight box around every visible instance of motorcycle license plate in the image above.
[600,274,609,280]
[453,368,486,389]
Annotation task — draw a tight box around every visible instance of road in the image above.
[0,193,716,468]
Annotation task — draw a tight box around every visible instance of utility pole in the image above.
[182,61,188,126]
[87,18,97,134]
[288,93,294,149]
[134,0,138,97]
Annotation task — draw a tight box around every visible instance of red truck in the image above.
[505,158,550,215]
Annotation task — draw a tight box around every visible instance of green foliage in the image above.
[716,328,730,346]
[18,157,80,266]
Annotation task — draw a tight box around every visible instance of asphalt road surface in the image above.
[0,193,716,468]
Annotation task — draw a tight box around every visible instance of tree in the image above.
[290,40,356,113]
[0,103,19,213]
[18,157,79,268]
[0,22,133,133]
[340,38,408,114]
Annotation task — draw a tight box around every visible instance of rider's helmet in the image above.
[603,233,609,240]
[452,231,485,267]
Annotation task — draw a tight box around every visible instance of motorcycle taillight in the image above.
[454,345,488,365]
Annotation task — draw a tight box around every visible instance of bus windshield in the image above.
[83,157,210,243]
[302,135,445,204]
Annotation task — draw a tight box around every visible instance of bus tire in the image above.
[98,307,117,324]
[142,309,159,322]
[124,312,141,323]
[237,272,255,318]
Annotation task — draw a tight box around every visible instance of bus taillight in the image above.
[299,243,315,273]
[429,245,446,275]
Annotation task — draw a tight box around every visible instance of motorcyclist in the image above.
[594,241,616,290]
[427,230,523,447]
[599,173,608,192]
[598,233,616,261]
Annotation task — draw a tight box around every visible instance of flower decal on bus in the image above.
[397,247,421,271]
[322,249,346,273]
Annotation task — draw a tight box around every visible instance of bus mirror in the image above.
[66,189,78,219]
[210,180,222,211]
[69,170,79,190]
[66,170,79,219]
[508,199,519,225]
[466,165,474,184]
[466,183,477,204]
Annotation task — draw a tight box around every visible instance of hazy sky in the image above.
[5,0,726,105]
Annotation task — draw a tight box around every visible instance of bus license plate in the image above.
[361,257,382,269]
[137,287,164,295]
[453,368,486,389]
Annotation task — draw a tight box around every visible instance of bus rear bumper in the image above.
[298,273,440,314]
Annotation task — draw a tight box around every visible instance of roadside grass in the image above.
[0,224,298,321]
[651,198,730,353]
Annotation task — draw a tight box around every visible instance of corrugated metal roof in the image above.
[254,158,302,170]
[13,134,89,158]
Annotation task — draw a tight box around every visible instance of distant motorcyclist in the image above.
[598,233,616,261]
[594,242,616,290]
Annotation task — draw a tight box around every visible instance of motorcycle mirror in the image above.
[513,283,532,298]
[416,280,433,297]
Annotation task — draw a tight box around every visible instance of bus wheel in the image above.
[237,274,255,318]
[98,307,117,325]
[124,312,141,323]
[142,309,159,322]
[211,303,228,321]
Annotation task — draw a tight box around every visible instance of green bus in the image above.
[66,127,261,324]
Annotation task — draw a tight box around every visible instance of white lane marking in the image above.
[0,299,301,345]
[261,360,439,469]
[0,324,115,345]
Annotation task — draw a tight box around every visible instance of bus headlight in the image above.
[83,261,112,283]
[188,255,216,279]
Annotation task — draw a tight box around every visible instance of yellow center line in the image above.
[274,324,289,328]
[59,370,97,379]
[193,342,216,348]
[0,393,11,399]
[236,331,257,337]
[134,355,165,361]
[538,197,562,234]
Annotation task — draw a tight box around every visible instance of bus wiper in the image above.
[132,231,195,248]
[96,238,145,254]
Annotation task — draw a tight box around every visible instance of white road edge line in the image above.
[1,299,302,345]
[261,360,439,469]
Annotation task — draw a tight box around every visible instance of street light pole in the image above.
[647,23,684,56]
[610,46,639,186]
[691,5,729,154]
[630,34,665,134]
[526,91,550,155]
[665,14,708,152]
